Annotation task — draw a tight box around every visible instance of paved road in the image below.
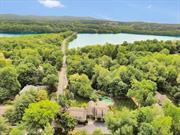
[56,34,75,96]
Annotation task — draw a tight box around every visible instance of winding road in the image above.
[56,33,75,96]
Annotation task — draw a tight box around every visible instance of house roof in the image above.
[155,92,170,105]
[67,107,87,117]
[20,85,47,94]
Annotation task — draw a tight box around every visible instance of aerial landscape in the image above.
[0,0,180,135]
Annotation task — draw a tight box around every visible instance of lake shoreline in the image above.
[0,32,180,37]
[69,33,180,48]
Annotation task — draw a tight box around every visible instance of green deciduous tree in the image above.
[0,117,10,135]
[152,116,173,135]
[22,100,59,135]
[138,123,156,135]
[127,79,157,106]
[163,102,180,135]
[5,89,48,124]
[105,109,137,135]
[55,112,76,135]
[42,124,54,135]
[69,74,95,99]
[0,67,21,102]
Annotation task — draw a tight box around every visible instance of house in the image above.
[87,101,95,117]
[94,101,109,120]
[67,107,87,123]
[155,92,170,105]
[68,100,109,123]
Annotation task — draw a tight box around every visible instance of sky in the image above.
[0,0,179,24]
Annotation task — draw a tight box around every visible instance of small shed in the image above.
[87,101,95,117]
[67,107,87,123]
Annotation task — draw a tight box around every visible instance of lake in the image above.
[69,33,180,48]
[0,33,179,48]
[0,33,31,37]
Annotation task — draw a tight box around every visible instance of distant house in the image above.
[68,100,109,123]
[155,92,170,105]
[20,85,47,94]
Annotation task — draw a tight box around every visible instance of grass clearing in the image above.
[70,97,89,107]
[112,98,136,111]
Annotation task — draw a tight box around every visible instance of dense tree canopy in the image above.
[105,102,178,135]
[0,31,74,102]
[105,109,137,135]
[68,40,180,104]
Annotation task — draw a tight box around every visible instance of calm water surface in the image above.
[0,33,179,48]
[0,33,28,37]
[69,33,180,48]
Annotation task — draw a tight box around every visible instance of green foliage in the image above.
[138,123,156,135]
[42,124,54,135]
[22,100,59,134]
[152,116,173,135]
[0,117,10,135]
[0,67,21,102]
[163,102,180,135]
[55,112,77,135]
[67,55,96,78]
[72,130,88,135]
[92,129,104,135]
[42,74,58,90]
[57,94,71,108]
[69,74,95,99]
[127,79,157,106]
[5,89,48,124]
[9,125,25,135]
[0,32,73,102]
[105,109,137,135]
[1,15,180,36]
[137,105,164,124]
[17,63,40,87]
[68,40,180,135]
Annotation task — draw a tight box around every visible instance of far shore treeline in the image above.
[0,14,180,36]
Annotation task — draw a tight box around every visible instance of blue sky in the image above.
[0,0,179,24]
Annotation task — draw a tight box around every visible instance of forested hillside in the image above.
[0,14,180,36]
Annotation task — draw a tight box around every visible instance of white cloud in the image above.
[147,4,152,9]
[39,0,64,8]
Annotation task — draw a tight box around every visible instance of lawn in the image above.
[112,97,136,111]
[70,97,89,107]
